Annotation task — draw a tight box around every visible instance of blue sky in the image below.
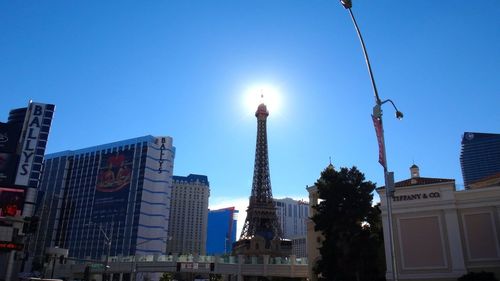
[1,1,499,231]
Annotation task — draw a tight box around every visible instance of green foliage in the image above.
[209,273,223,281]
[458,271,499,281]
[159,272,172,281]
[312,165,386,281]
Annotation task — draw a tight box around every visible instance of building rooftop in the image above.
[45,135,160,158]
[173,174,209,185]
[395,177,454,188]
[377,177,455,190]
[378,177,454,189]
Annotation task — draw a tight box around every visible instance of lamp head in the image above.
[340,0,352,9]
[395,111,404,120]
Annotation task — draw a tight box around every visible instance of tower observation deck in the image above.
[233,102,291,257]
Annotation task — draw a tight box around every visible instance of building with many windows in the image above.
[460,132,500,188]
[167,174,209,255]
[31,136,175,261]
[274,197,309,257]
[206,207,238,255]
[0,101,55,281]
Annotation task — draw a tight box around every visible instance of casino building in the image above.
[0,101,55,216]
[31,136,175,261]
[167,174,210,255]
[460,132,500,188]
[377,165,500,281]
[274,198,309,258]
[0,101,55,281]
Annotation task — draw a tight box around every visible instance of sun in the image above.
[243,84,282,115]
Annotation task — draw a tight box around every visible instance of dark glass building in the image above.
[460,132,500,187]
[206,207,238,255]
[0,101,55,281]
[31,136,175,261]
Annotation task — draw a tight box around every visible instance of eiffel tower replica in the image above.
[233,98,292,257]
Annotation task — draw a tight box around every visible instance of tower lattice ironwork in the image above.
[239,102,283,241]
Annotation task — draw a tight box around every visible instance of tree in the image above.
[312,165,385,281]
[159,273,172,281]
[458,271,499,281]
[209,274,223,281]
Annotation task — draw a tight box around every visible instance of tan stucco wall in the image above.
[378,182,500,280]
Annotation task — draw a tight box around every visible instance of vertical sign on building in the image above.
[15,103,48,186]
[158,137,166,173]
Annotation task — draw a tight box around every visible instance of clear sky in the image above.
[1,1,499,235]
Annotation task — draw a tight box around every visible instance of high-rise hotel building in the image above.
[206,207,239,255]
[460,132,500,188]
[31,136,175,260]
[274,198,309,257]
[167,174,209,255]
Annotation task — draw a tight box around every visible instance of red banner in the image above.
[372,115,386,169]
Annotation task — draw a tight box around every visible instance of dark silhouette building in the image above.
[0,101,55,281]
[460,132,500,188]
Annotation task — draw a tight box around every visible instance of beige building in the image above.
[377,165,500,281]
[167,174,210,255]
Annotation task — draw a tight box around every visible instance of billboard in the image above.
[92,149,134,222]
[0,122,22,153]
[0,153,19,185]
[0,122,22,186]
[0,187,25,218]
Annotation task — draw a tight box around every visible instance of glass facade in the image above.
[206,207,238,255]
[460,132,500,187]
[32,136,175,260]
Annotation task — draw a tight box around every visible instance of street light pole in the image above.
[93,222,113,281]
[339,1,401,280]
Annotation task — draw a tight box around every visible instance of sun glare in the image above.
[243,84,282,115]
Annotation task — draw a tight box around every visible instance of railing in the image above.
[56,254,310,279]
[72,254,307,265]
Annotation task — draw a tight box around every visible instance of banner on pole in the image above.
[372,114,386,169]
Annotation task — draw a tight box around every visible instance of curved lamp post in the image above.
[97,223,113,281]
[339,1,401,280]
[87,221,113,281]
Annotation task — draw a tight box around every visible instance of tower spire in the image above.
[233,101,291,257]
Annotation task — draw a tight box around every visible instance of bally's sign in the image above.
[158,137,166,174]
[15,103,47,186]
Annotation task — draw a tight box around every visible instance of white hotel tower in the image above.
[32,135,175,260]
